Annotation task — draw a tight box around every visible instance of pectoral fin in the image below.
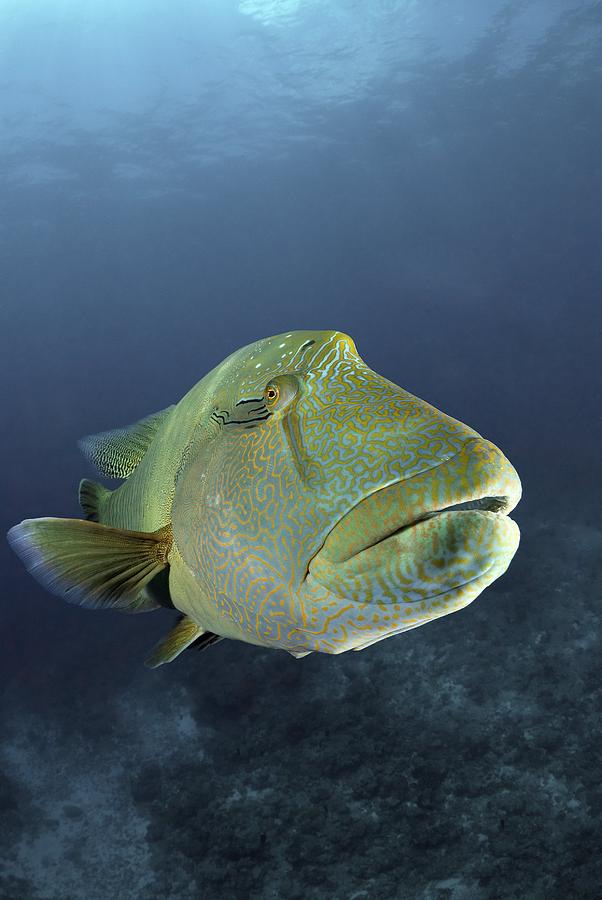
[145,617,221,668]
[7,518,172,613]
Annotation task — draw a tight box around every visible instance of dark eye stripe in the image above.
[224,412,272,426]
[236,397,263,407]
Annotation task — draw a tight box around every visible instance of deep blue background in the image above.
[1,2,601,898]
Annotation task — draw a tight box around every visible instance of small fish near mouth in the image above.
[421,494,509,519]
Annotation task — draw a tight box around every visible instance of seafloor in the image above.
[1,500,601,900]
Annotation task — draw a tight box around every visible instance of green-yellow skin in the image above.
[97,330,521,656]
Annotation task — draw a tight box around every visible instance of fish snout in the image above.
[318,437,522,565]
[305,438,521,641]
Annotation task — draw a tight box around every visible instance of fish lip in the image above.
[358,495,511,556]
[319,438,522,564]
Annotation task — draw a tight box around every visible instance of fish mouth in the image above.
[374,493,510,548]
[315,437,522,566]
[301,437,521,654]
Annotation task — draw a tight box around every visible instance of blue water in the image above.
[1,2,601,898]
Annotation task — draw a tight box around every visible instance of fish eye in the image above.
[263,375,298,411]
[264,383,280,406]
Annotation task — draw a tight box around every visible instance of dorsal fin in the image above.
[78,405,175,479]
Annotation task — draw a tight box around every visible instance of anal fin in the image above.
[145,617,220,668]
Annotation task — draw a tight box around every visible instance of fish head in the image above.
[172,330,521,653]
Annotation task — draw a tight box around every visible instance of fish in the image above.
[7,330,521,667]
